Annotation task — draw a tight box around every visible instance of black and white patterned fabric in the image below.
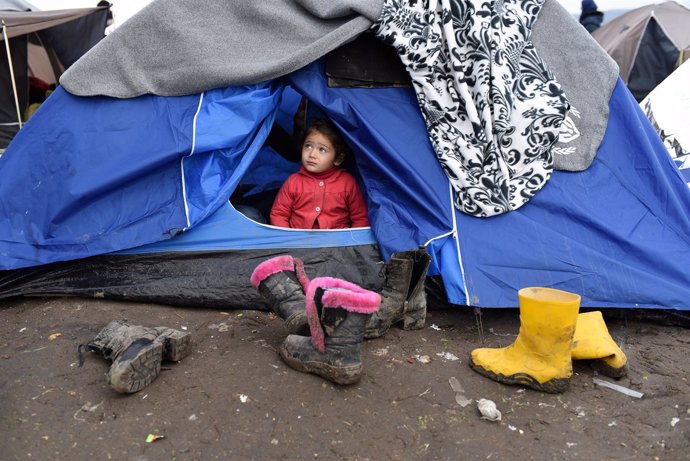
[372,0,570,217]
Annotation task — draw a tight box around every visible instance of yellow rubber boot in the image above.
[470,287,581,394]
[572,311,627,378]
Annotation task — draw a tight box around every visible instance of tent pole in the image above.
[2,20,24,130]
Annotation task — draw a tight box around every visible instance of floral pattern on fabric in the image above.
[371,0,570,217]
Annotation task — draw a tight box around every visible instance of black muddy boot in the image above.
[365,249,432,338]
[85,320,193,393]
[279,277,381,385]
[250,255,310,335]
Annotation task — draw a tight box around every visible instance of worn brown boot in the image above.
[85,320,193,393]
[365,249,431,338]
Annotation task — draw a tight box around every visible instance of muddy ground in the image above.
[1,296,689,460]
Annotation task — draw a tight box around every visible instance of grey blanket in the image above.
[532,0,618,171]
[60,0,384,98]
[61,0,616,175]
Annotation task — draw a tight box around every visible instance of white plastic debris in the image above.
[239,394,249,403]
[372,348,389,357]
[477,399,501,422]
[430,324,441,331]
[592,378,644,399]
[436,351,459,361]
[448,377,472,407]
[671,417,680,427]
[415,355,431,364]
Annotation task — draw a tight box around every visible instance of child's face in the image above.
[301,130,342,174]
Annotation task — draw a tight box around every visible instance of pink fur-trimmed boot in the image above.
[250,255,310,335]
[279,277,381,385]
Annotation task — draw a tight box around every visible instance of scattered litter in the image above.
[436,351,459,361]
[271,439,279,445]
[19,327,26,333]
[142,394,148,400]
[448,377,472,407]
[415,355,431,364]
[239,394,249,403]
[608,421,617,427]
[477,399,501,422]
[671,418,680,427]
[566,442,577,448]
[406,356,414,364]
[73,401,104,421]
[236,313,244,318]
[181,326,188,331]
[145,434,165,443]
[31,389,54,400]
[188,414,198,421]
[417,415,432,429]
[509,425,524,434]
[48,333,61,341]
[593,378,644,399]
[430,324,441,331]
[488,328,515,337]
[208,322,230,332]
[21,346,47,353]
[372,348,389,357]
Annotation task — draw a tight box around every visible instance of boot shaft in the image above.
[515,287,581,356]
[251,255,310,334]
[365,249,431,338]
[306,277,381,353]
[88,320,159,360]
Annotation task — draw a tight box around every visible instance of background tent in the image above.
[640,59,690,185]
[592,1,690,101]
[0,2,109,148]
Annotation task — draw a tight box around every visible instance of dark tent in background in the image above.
[0,2,109,148]
[592,1,690,101]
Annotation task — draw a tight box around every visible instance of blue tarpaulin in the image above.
[1,61,689,310]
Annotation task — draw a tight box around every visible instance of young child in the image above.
[270,118,369,229]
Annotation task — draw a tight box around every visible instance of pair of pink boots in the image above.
[251,255,381,385]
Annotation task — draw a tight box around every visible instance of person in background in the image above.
[270,118,369,229]
[579,0,604,33]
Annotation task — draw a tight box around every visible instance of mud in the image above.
[1,297,689,460]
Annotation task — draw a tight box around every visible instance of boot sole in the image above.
[279,344,363,385]
[108,339,163,393]
[469,362,570,394]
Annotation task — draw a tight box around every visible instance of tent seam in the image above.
[448,182,470,306]
[181,91,205,230]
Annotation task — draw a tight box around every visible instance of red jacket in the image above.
[270,167,370,229]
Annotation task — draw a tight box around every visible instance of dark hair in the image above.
[304,118,351,164]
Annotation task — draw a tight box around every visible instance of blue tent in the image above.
[1,54,690,311]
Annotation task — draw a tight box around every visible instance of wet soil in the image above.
[1,296,689,460]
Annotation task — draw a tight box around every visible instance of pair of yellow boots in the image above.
[470,287,627,393]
